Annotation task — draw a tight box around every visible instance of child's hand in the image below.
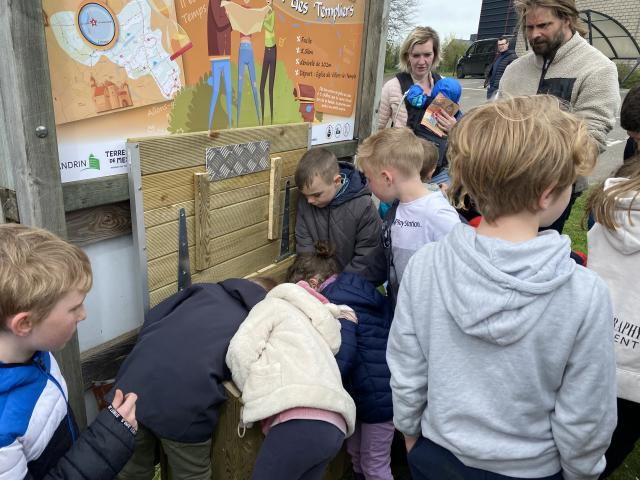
[435,110,457,133]
[404,434,418,452]
[111,389,138,431]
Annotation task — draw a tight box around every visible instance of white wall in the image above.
[77,234,144,352]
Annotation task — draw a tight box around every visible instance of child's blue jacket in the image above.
[323,272,394,424]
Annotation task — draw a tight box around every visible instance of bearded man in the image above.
[499,0,620,233]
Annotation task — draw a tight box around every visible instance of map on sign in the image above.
[44,0,189,124]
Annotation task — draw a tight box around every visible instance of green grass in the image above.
[563,191,589,254]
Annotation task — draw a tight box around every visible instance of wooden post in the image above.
[354,0,390,142]
[267,156,283,240]
[0,0,87,429]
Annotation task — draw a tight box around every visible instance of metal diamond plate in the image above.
[205,141,270,181]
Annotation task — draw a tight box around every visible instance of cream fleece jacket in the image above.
[499,32,619,153]
[589,178,640,404]
[226,283,356,436]
[377,77,408,130]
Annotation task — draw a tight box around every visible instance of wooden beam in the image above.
[62,174,129,212]
[354,0,389,142]
[0,0,86,428]
[268,157,283,240]
[194,173,210,271]
[66,201,132,247]
[315,139,358,160]
[80,328,139,391]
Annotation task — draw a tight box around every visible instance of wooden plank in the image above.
[66,201,131,247]
[268,157,283,240]
[0,0,86,428]
[142,148,304,194]
[80,328,139,391]
[62,174,129,212]
[317,139,358,160]
[354,0,389,141]
[141,149,304,212]
[136,123,309,175]
[247,255,297,283]
[194,174,210,271]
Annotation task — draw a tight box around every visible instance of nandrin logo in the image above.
[83,153,101,171]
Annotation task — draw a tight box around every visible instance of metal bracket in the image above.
[276,180,292,262]
[177,208,192,291]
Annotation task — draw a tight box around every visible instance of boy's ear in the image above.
[333,174,342,187]
[6,312,34,337]
[538,184,557,210]
[381,169,393,185]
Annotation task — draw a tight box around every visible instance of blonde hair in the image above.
[447,95,597,223]
[586,156,640,230]
[515,0,588,38]
[0,224,92,329]
[399,26,440,73]
[357,128,424,178]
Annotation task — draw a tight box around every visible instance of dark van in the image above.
[456,37,514,78]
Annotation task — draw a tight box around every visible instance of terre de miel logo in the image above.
[83,153,101,171]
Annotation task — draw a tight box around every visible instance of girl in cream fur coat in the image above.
[226,282,356,480]
[587,158,640,478]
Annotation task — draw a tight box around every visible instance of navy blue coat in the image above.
[323,272,393,424]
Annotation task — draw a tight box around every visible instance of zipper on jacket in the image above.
[537,52,556,93]
[34,355,77,442]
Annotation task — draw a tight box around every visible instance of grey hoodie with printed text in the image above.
[387,224,616,480]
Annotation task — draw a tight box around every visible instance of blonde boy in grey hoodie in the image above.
[386,95,617,480]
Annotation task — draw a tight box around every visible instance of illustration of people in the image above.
[259,0,276,124]
[207,0,233,129]
[222,1,269,126]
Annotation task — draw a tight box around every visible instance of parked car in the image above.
[456,37,515,79]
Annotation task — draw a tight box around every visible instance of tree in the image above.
[387,0,419,44]
[439,34,469,74]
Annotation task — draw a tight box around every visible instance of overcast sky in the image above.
[413,0,484,41]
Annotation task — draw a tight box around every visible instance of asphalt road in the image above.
[382,73,629,184]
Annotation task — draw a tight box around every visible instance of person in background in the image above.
[377,26,454,135]
[484,36,517,99]
[499,0,620,233]
[621,85,640,162]
[587,157,640,478]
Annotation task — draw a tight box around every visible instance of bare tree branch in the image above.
[387,0,419,44]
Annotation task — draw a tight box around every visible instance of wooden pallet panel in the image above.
[136,123,309,175]
[149,235,296,307]
[148,216,295,292]
[145,189,299,261]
